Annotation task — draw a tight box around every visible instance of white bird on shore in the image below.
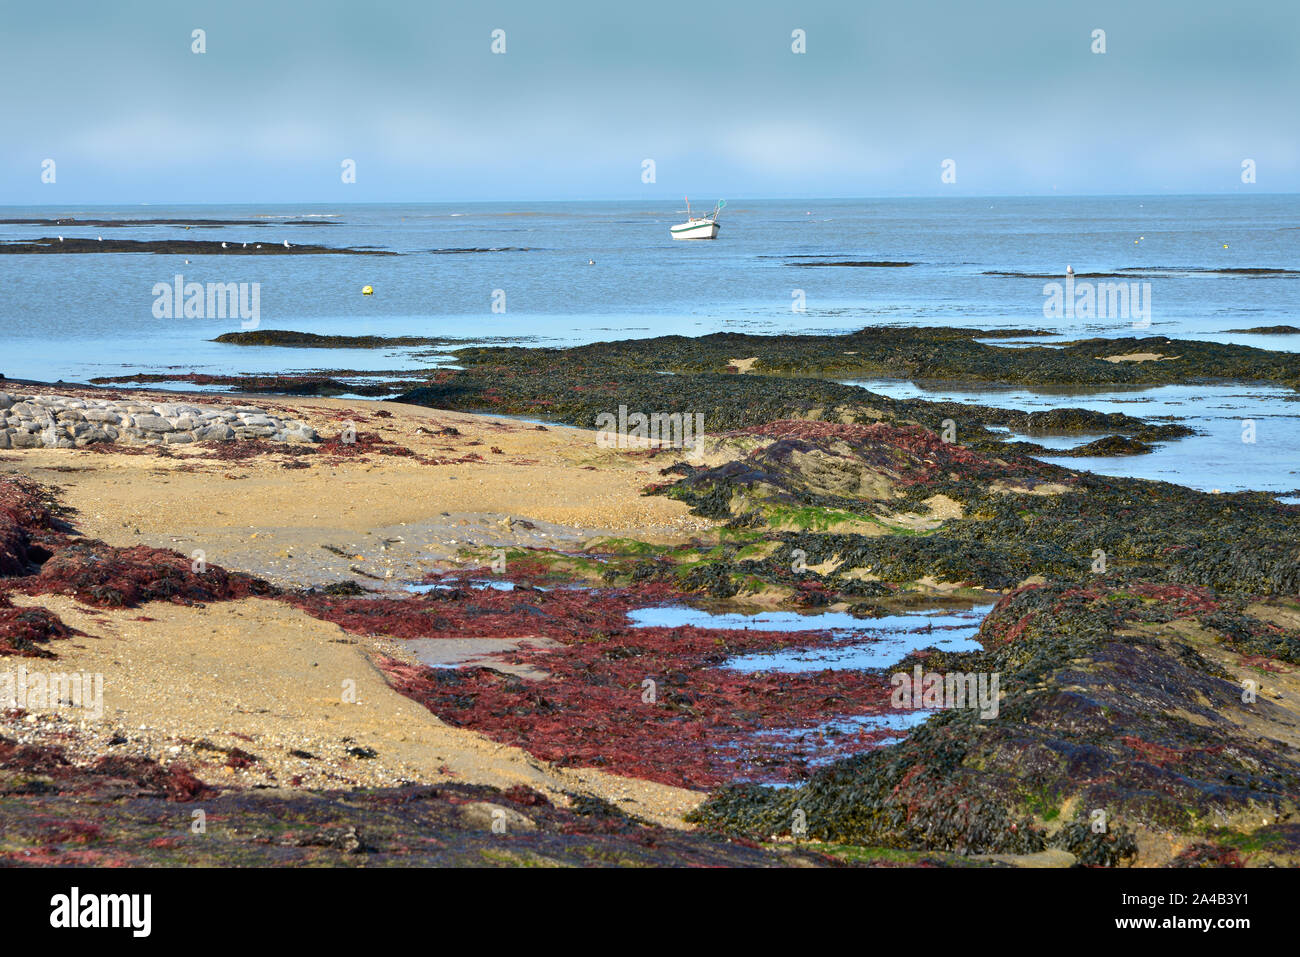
[97,236,102,242]
[242,243,247,248]
[1066,264,1074,276]
[283,240,291,248]
[221,242,228,249]
[58,236,63,242]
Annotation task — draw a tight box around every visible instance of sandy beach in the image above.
[1,387,727,830]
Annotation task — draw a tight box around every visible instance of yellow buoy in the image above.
[362,285,373,296]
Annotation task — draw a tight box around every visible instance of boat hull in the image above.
[670,220,719,240]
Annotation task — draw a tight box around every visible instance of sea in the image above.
[1,195,1297,494]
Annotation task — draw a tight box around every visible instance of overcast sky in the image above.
[2,0,1296,203]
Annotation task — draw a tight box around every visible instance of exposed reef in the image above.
[0,238,393,255]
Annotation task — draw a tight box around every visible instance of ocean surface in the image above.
[1,196,1296,492]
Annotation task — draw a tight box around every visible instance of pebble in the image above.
[0,391,319,448]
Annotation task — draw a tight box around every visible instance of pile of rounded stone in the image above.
[0,392,319,449]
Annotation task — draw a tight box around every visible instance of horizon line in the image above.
[1,190,1297,208]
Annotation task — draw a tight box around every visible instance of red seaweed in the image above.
[291,580,899,788]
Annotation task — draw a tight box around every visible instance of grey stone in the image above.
[1,393,319,451]
[195,423,236,441]
[132,414,172,432]
[74,428,111,446]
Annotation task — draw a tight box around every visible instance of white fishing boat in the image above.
[670,197,724,239]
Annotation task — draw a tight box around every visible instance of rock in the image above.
[195,423,236,441]
[131,414,172,432]
[81,428,111,445]
[0,393,319,451]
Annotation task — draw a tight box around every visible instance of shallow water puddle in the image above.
[752,711,932,751]
[403,635,558,680]
[722,712,938,785]
[627,604,991,672]
[842,378,1300,493]
[384,593,992,785]
[405,578,517,593]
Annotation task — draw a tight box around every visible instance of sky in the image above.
[2,0,1297,203]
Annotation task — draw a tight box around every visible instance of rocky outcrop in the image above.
[0,392,318,449]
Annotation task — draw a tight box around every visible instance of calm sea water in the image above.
[1,196,1296,490]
